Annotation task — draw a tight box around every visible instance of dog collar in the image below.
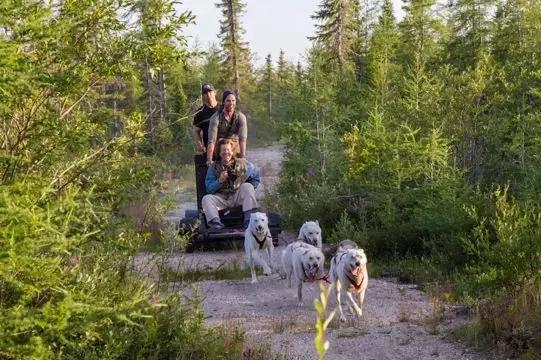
[301,265,313,281]
[317,273,332,284]
[345,271,364,291]
[301,233,316,246]
[251,230,270,249]
[302,266,330,284]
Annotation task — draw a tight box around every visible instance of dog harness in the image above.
[332,251,364,290]
[251,230,271,249]
[301,264,331,284]
[299,233,317,246]
[345,272,365,291]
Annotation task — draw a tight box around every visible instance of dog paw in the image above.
[340,316,346,323]
[263,269,272,276]
[297,301,304,307]
[251,278,258,284]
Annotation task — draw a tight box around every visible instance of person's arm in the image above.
[246,161,260,189]
[205,166,221,194]
[206,113,219,164]
[192,126,205,152]
[238,113,247,158]
[239,139,246,158]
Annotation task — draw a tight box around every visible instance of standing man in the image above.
[192,84,219,153]
[206,91,247,165]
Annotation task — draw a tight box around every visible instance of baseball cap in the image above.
[201,84,215,93]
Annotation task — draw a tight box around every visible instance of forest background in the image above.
[1,0,540,358]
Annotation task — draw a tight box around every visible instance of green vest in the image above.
[212,158,248,194]
[217,111,241,140]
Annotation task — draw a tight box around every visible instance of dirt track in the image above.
[148,145,490,360]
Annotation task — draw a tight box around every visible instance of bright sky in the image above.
[179,0,405,66]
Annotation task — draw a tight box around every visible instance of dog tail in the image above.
[338,239,358,251]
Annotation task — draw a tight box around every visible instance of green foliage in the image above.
[452,278,541,358]
[276,2,541,354]
[313,283,336,360]
[459,188,541,295]
[0,1,245,358]
[216,0,254,99]
[367,0,400,110]
[445,0,498,71]
[311,0,360,74]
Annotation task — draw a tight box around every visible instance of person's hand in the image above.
[206,159,214,166]
[218,170,228,183]
[196,142,206,153]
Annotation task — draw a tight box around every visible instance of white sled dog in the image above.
[282,241,326,305]
[329,240,368,322]
[297,220,322,249]
[244,212,273,284]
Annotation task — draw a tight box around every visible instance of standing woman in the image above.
[206,90,247,165]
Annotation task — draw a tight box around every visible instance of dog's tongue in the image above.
[350,267,360,277]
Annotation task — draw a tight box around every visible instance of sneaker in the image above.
[208,218,224,231]
[210,224,224,231]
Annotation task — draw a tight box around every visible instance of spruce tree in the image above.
[445,0,498,71]
[216,0,252,100]
[130,0,194,150]
[275,49,294,122]
[311,0,360,75]
[398,0,441,68]
[201,43,224,91]
[367,0,400,111]
[488,0,541,189]
[396,0,443,130]
[263,53,274,120]
[350,0,381,84]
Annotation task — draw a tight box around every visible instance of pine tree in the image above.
[445,0,498,71]
[295,61,304,88]
[216,0,252,100]
[276,49,292,88]
[263,53,274,120]
[350,0,381,83]
[488,0,541,188]
[130,0,194,150]
[367,0,400,110]
[395,0,443,130]
[200,43,224,91]
[275,49,294,122]
[311,0,360,75]
[398,0,441,68]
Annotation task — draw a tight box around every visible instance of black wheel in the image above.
[178,217,196,236]
[185,238,195,253]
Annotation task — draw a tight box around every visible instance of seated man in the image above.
[202,138,260,230]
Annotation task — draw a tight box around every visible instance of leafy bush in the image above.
[453,279,541,358]
[458,187,541,296]
[0,172,244,359]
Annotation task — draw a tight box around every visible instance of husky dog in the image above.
[244,212,273,284]
[298,220,322,249]
[329,241,368,322]
[282,241,326,305]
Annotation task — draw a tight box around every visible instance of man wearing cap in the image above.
[206,91,247,165]
[192,84,219,152]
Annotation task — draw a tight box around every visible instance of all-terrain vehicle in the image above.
[179,154,282,252]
